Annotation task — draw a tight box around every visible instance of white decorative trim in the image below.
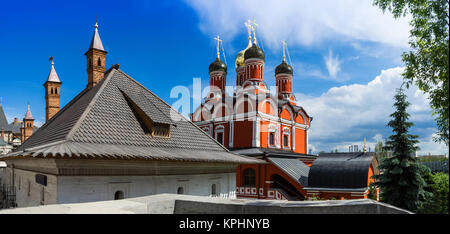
[214,125,225,145]
[282,127,291,149]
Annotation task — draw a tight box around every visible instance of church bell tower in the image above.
[43,58,62,122]
[85,22,107,89]
[22,104,34,143]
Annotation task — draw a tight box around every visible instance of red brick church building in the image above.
[192,23,378,200]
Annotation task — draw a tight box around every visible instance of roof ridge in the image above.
[66,69,116,141]
[115,69,230,152]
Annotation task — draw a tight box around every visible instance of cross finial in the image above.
[281,40,287,62]
[244,20,252,43]
[213,35,222,59]
[250,20,258,44]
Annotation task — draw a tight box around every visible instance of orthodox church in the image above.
[0,22,261,208]
[192,22,378,200]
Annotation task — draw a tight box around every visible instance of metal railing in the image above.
[272,180,304,201]
[0,182,17,209]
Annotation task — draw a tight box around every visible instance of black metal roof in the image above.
[268,157,309,186]
[2,68,262,164]
[231,147,317,159]
[421,160,449,173]
[306,152,376,190]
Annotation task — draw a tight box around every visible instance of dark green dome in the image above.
[244,43,265,61]
[209,58,227,73]
[275,60,293,75]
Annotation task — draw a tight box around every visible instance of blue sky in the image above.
[0,0,447,155]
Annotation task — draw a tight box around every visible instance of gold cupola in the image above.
[235,21,253,68]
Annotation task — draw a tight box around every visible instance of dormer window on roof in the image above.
[119,88,172,138]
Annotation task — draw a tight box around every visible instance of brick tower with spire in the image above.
[85,22,107,89]
[43,58,62,122]
[21,104,34,143]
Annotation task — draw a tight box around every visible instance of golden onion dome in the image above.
[235,37,253,68]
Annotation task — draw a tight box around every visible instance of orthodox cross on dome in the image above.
[250,20,258,44]
[213,35,222,59]
[244,20,252,43]
[281,40,287,61]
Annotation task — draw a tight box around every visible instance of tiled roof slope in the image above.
[4,69,261,164]
[0,104,10,131]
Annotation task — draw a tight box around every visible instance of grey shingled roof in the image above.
[0,104,10,131]
[7,121,39,134]
[306,152,376,190]
[268,157,309,186]
[2,68,261,164]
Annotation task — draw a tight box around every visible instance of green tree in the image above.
[375,140,388,161]
[373,0,449,145]
[431,172,449,213]
[417,170,449,214]
[373,88,432,212]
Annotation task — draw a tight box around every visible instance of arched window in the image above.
[177,187,184,194]
[55,87,58,95]
[97,58,102,66]
[51,88,54,94]
[114,190,124,200]
[269,132,275,145]
[283,135,289,147]
[243,168,256,187]
[211,184,217,196]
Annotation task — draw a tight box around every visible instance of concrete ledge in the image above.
[0,194,413,214]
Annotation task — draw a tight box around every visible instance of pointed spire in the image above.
[46,58,61,83]
[24,104,33,120]
[281,40,287,62]
[364,137,367,153]
[88,21,105,51]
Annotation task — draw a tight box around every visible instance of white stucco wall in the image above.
[56,173,236,204]
[2,168,58,207]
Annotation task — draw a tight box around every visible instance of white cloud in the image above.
[295,67,446,155]
[324,49,341,79]
[184,0,411,48]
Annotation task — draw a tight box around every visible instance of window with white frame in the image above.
[215,125,225,145]
[282,128,290,148]
[268,125,277,147]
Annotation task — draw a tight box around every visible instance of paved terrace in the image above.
[0,194,412,214]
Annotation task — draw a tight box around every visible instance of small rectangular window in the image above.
[269,133,275,145]
[217,132,224,145]
[283,135,289,147]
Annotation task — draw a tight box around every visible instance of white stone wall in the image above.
[56,173,236,204]
[2,167,58,207]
